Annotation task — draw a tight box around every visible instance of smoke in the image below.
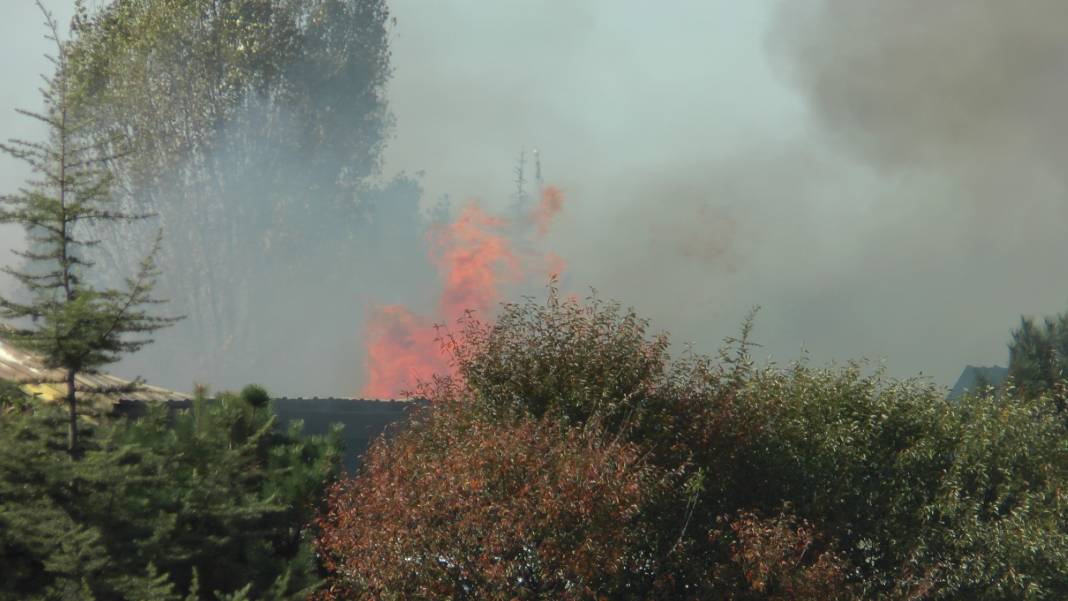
[375,0,1068,388]
[758,0,1068,381]
[2,0,429,397]
[756,0,1068,384]
[771,1,1068,180]
[31,0,404,398]
[6,1,1068,393]
[768,0,1068,236]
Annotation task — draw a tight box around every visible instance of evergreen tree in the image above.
[0,385,342,599]
[0,2,179,457]
[1008,310,1068,402]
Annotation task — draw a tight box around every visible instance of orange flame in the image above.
[431,203,521,318]
[361,189,569,398]
[531,185,565,237]
[361,305,447,399]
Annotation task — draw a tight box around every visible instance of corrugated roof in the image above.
[0,339,190,409]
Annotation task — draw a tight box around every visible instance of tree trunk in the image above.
[66,368,78,458]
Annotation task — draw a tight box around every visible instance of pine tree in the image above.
[1008,311,1068,404]
[0,1,179,457]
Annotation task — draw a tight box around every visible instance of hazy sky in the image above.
[5,1,1067,389]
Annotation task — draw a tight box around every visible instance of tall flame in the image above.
[361,305,445,399]
[362,189,567,398]
[531,185,565,237]
[431,204,521,319]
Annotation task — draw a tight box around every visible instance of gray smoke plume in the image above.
[378,0,1068,387]
[5,0,1068,393]
[771,1,1068,183]
[761,0,1068,381]
[769,0,1068,242]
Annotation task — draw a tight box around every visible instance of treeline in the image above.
[6,286,1068,599]
[314,288,1068,600]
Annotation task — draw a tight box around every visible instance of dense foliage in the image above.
[316,406,664,600]
[0,386,342,600]
[1008,309,1068,402]
[319,287,1068,600]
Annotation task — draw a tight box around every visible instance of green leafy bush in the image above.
[321,287,1068,600]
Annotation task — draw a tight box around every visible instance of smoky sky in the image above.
[0,1,72,285]
[380,0,1068,388]
[4,0,1068,391]
[764,0,1068,383]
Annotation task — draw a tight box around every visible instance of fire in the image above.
[430,203,521,319]
[362,188,568,398]
[361,305,447,399]
[531,185,564,237]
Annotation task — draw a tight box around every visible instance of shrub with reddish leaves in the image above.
[317,287,1068,600]
[712,511,856,601]
[315,400,665,600]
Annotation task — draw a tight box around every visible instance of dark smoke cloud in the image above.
[765,0,1068,381]
[770,1,1068,206]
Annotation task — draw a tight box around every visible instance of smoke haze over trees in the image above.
[61,0,417,395]
[4,1,1068,395]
